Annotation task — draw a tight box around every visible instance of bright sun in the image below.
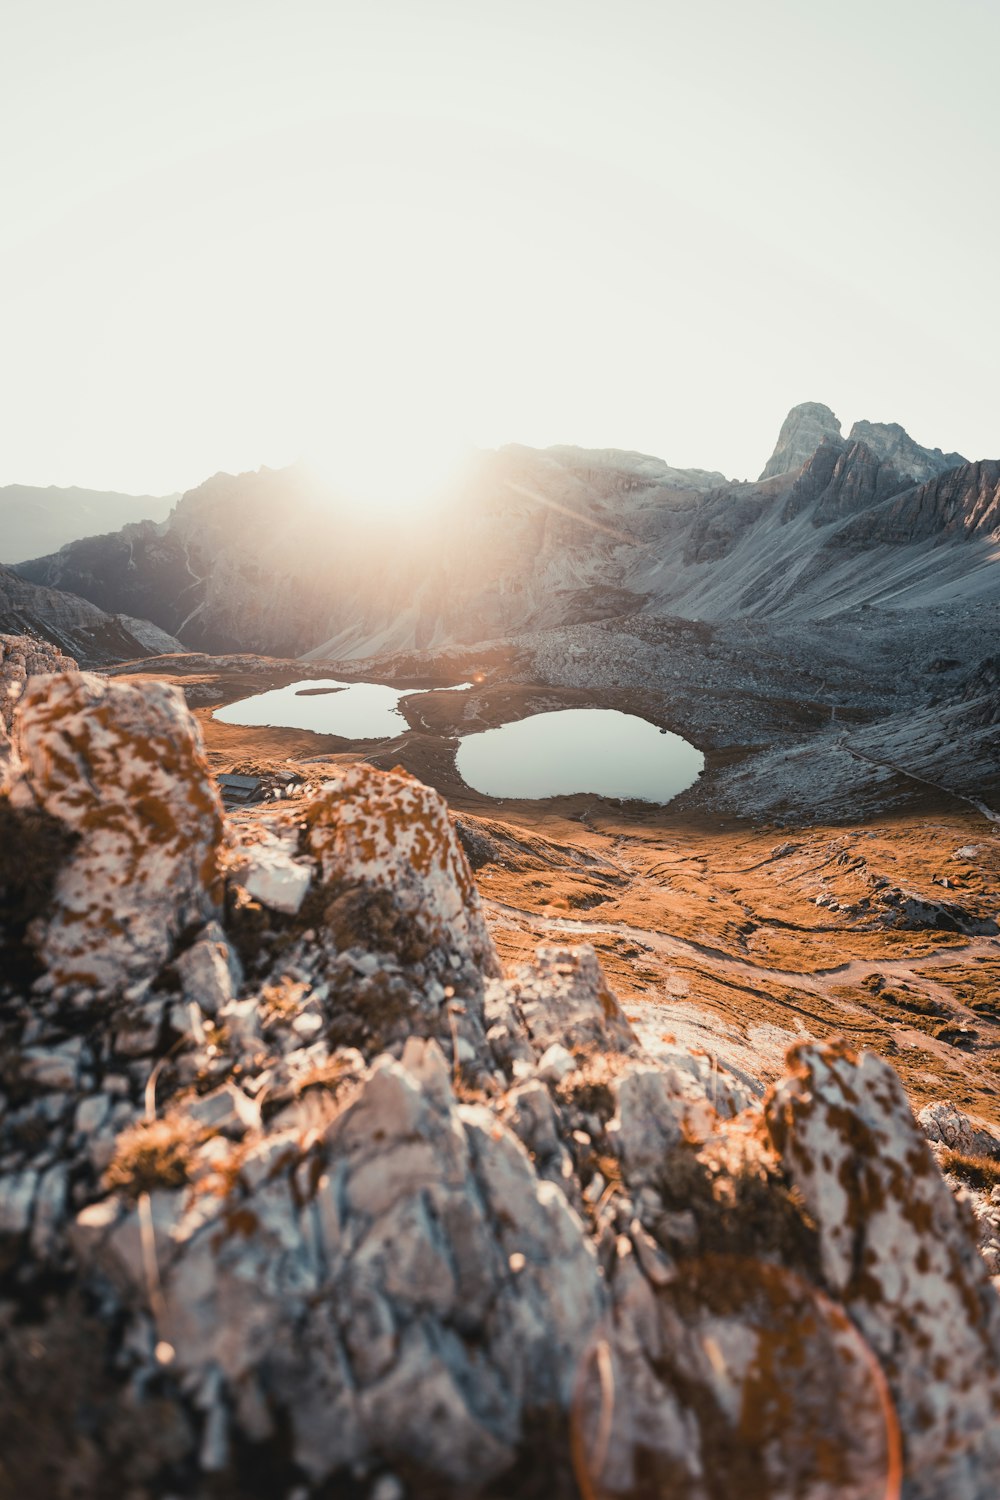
[304,426,470,519]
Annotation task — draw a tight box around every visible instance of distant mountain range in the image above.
[12,402,998,662]
[0,482,176,565]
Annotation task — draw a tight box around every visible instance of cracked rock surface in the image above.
[1,647,999,1499]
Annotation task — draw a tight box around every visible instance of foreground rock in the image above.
[0,633,77,785]
[9,671,223,991]
[1,667,999,1498]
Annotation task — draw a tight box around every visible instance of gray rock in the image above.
[21,1038,84,1091]
[0,1169,38,1239]
[767,1040,1000,1499]
[175,927,239,1015]
[759,401,843,480]
[918,1100,1000,1160]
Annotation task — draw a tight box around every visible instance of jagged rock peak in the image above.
[759,401,843,481]
[847,418,966,485]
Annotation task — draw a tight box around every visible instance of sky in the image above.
[2,0,998,498]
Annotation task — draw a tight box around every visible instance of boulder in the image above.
[9,671,223,991]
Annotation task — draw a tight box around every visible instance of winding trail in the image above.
[482,895,1000,1000]
[841,741,1000,827]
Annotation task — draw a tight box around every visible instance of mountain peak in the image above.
[846,419,966,484]
[759,402,843,481]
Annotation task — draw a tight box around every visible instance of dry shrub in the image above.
[939,1147,1000,1192]
[104,1114,207,1199]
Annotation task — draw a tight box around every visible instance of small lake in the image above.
[214,678,469,739]
[456,707,704,803]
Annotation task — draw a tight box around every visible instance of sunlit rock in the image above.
[766,1038,1000,1498]
[0,633,77,786]
[305,761,499,973]
[9,670,223,991]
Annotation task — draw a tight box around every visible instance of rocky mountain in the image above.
[0,563,184,666]
[758,402,967,485]
[835,457,1000,545]
[0,482,176,565]
[758,400,844,479]
[846,418,967,485]
[2,653,999,1497]
[12,405,997,666]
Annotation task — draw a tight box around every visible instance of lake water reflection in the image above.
[456,707,703,803]
[214,678,468,739]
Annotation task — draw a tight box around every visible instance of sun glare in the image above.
[305,428,470,519]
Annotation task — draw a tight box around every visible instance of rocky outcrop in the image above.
[847,419,966,484]
[0,562,168,666]
[835,458,1000,546]
[9,672,223,991]
[0,633,76,735]
[782,437,912,525]
[767,1044,1000,1498]
[758,401,843,481]
[759,408,963,490]
[304,762,499,976]
[953,654,1000,728]
[0,633,77,786]
[2,651,1000,1496]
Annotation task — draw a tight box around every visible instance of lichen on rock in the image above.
[766,1038,1000,1497]
[304,761,499,976]
[9,670,223,991]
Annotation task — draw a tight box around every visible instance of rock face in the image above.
[9,672,223,990]
[847,418,966,485]
[0,633,76,735]
[304,762,499,975]
[1,668,1000,1497]
[782,437,911,524]
[12,407,1000,658]
[767,1042,1000,1499]
[835,457,1000,545]
[0,562,174,666]
[0,633,77,786]
[760,408,963,488]
[954,654,1000,727]
[758,401,843,481]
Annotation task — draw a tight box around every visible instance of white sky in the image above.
[2,0,997,496]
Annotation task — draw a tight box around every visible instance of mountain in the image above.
[15,406,995,666]
[15,450,724,657]
[0,562,184,666]
[845,419,967,485]
[0,483,177,565]
[758,402,967,485]
[758,400,843,479]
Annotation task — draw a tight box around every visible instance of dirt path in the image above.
[482,894,1000,998]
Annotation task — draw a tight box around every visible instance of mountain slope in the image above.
[0,563,183,665]
[13,407,997,662]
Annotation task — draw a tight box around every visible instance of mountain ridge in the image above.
[12,405,998,663]
[0,481,177,565]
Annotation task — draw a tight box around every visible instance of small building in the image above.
[216,772,264,809]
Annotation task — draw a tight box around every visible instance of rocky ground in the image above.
[2,638,1000,1498]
